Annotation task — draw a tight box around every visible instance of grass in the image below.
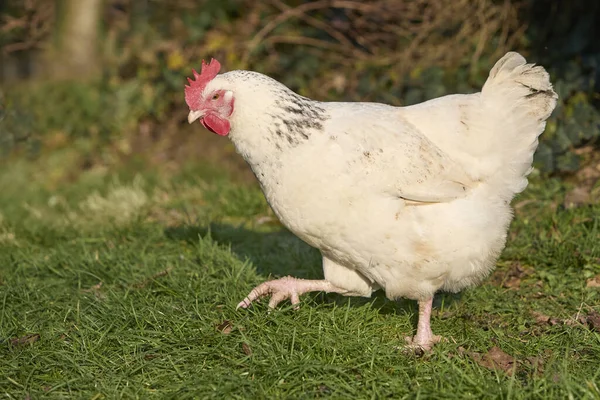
[0,150,599,399]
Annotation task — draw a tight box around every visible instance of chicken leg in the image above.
[237,276,347,309]
[404,297,442,351]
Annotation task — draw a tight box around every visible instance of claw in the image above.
[399,297,444,354]
[403,334,443,354]
[237,276,298,310]
[236,299,251,310]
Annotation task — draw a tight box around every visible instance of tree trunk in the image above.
[49,0,104,79]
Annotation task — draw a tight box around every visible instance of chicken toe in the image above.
[403,298,443,353]
[237,276,346,310]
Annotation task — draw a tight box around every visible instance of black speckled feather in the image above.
[268,93,328,147]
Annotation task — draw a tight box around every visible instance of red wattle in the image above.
[202,114,230,136]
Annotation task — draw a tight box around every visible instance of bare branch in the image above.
[243,0,377,64]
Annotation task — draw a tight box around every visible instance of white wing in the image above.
[325,102,475,204]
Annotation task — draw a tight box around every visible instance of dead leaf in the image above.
[527,356,545,376]
[9,333,40,347]
[531,311,559,326]
[216,320,233,335]
[241,342,252,355]
[469,346,517,376]
[255,215,275,225]
[573,145,596,156]
[132,267,173,289]
[437,310,457,320]
[514,199,537,210]
[564,151,600,209]
[87,282,103,291]
[586,311,600,331]
[564,186,591,209]
[531,311,549,324]
[318,384,332,395]
[82,281,106,300]
[491,262,534,290]
[573,147,600,178]
[586,275,600,288]
[563,314,586,327]
[503,276,522,289]
[531,310,588,327]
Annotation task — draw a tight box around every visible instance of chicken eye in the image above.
[212,93,220,100]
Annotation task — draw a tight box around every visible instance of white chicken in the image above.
[185,52,557,350]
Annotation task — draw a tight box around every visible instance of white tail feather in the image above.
[475,52,557,197]
[399,52,558,200]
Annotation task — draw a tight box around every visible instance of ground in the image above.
[0,148,599,399]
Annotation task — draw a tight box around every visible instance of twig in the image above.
[470,5,490,73]
[243,0,375,64]
[1,0,54,54]
[269,0,355,49]
[265,35,365,58]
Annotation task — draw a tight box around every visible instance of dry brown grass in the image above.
[1,0,529,175]
[3,0,524,71]
[1,0,54,54]
[241,0,524,72]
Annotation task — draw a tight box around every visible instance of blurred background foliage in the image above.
[0,0,599,179]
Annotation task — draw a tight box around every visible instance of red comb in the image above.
[185,58,221,110]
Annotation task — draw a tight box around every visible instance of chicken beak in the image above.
[188,110,204,124]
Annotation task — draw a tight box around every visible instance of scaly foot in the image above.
[404,333,443,353]
[237,276,345,309]
[401,297,443,354]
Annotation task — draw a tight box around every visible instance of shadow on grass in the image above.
[164,222,318,278]
[164,222,463,317]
